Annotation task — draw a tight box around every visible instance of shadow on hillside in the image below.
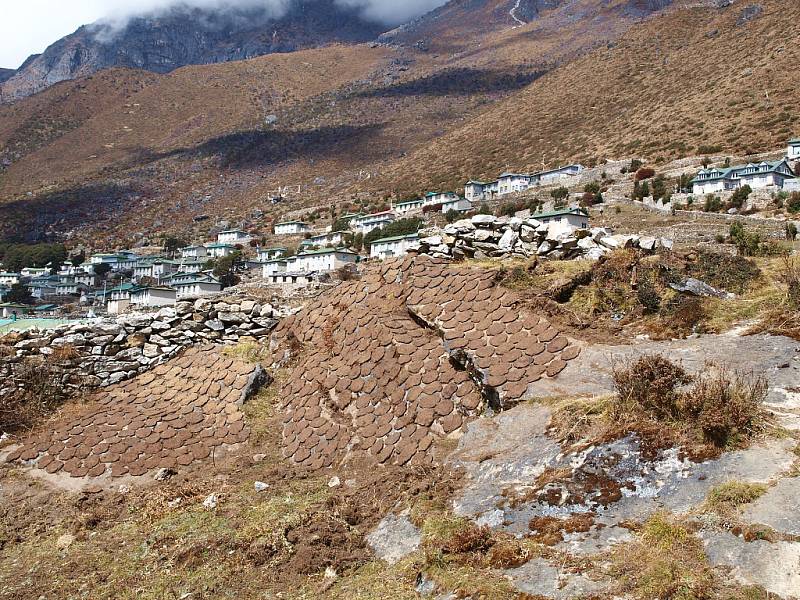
[0,182,146,243]
[166,122,389,169]
[357,67,545,98]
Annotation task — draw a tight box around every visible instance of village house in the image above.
[204,243,237,259]
[53,281,89,297]
[176,259,207,274]
[288,248,359,274]
[351,211,395,234]
[216,229,251,245]
[133,258,180,282]
[172,275,222,299]
[498,173,533,196]
[101,283,138,315]
[442,197,473,214]
[464,180,498,202]
[181,245,208,260]
[369,233,420,260]
[74,271,100,287]
[262,258,288,278]
[267,272,316,286]
[691,159,797,195]
[274,221,310,235]
[393,199,424,215]
[788,138,800,161]
[423,191,459,207]
[21,267,49,278]
[256,247,287,262]
[28,278,57,299]
[90,253,131,272]
[537,164,584,185]
[301,231,349,248]
[130,286,177,308]
[0,272,21,286]
[530,207,590,236]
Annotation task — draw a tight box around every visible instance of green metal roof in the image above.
[297,247,357,257]
[370,233,420,244]
[530,208,589,219]
[275,220,308,226]
[691,159,793,183]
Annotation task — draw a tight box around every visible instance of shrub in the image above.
[635,167,656,181]
[785,222,797,241]
[445,208,459,223]
[788,192,800,213]
[550,187,569,201]
[704,195,722,212]
[612,355,692,421]
[728,185,752,209]
[681,366,767,446]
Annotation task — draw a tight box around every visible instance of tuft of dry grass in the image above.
[704,481,767,518]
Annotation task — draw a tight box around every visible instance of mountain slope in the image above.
[375,0,800,194]
[0,0,385,103]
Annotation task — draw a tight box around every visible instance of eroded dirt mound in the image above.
[4,346,264,478]
[270,256,580,469]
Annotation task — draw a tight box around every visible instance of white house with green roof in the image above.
[691,159,796,195]
[204,243,237,258]
[393,199,424,215]
[274,221,310,235]
[130,286,177,308]
[288,248,358,274]
[351,211,395,235]
[788,138,800,161]
[256,247,287,262]
[301,231,349,248]
[173,275,222,299]
[369,233,420,260]
[423,191,459,206]
[0,272,21,286]
[216,229,251,244]
[181,245,208,260]
[530,207,589,236]
[262,258,288,278]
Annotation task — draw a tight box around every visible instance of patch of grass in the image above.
[704,481,767,517]
[222,340,269,363]
[317,559,420,600]
[610,512,715,599]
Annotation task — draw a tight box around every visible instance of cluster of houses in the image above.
[690,139,800,195]
[464,164,585,202]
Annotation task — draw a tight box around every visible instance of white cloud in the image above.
[0,0,449,70]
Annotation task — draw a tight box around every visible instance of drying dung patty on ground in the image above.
[5,346,265,478]
[270,256,580,470]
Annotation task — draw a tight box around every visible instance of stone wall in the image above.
[0,297,286,400]
[414,214,672,261]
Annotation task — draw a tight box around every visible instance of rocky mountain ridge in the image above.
[0,0,386,103]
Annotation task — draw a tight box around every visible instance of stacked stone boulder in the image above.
[0,297,286,400]
[413,215,673,261]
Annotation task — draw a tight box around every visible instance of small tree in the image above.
[445,208,459,223]
[213,251,243,288]
[704,195,722,212]
[163,236,186,257]
[94,263,112,279]
[550,187,569,201]
[785,223,797,241]
[728,185,752,210]
[6,283,33,305]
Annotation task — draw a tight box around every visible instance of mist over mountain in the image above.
[0,0,450,103]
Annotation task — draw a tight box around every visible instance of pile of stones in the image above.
[0,297,287,399]
[413,214,673,261]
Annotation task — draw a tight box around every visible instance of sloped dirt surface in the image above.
[3,346,265,480]
[270,256,580,470]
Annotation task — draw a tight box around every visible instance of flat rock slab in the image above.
[5,346,266,480]
[742,476,800,536]
[702,531,800,598]
[366,511,422,564]
[505,558,607,599]
[527,332,799,402]
[448,403,795,556]
[270,256,580,470]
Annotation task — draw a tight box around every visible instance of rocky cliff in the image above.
[0,0,385,103]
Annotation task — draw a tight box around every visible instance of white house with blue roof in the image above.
[691,159,796,195]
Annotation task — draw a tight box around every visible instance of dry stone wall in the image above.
[415,214,672,261]
[0,297,283,400]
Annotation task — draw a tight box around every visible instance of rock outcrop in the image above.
[0,1,385,102]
